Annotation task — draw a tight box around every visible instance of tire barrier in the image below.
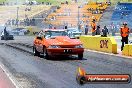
[80,35,117,54]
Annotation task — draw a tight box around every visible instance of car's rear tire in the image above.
[43,46,49,59]
[33,46,40,56]
[78,54,83,60]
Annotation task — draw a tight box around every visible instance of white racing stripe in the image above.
[0,61,22,88]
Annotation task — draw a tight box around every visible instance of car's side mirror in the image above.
[37,36,42,40]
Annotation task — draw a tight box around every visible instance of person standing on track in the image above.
[120,22,130,51]
[91,19,96,36]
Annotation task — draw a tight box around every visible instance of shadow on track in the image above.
[39,55,87,61]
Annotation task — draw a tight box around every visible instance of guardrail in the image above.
[80,35,117,54]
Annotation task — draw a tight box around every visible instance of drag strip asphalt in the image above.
[0,42,132,88]
[0,36,132,88]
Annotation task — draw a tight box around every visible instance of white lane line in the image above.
[85,49,132,59]
[0,62,22,88]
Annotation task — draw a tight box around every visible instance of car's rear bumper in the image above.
[47,48,84,55]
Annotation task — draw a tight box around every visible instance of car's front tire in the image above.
[43,46,49,59]
[33,46,40,56]
[78,54,83,60]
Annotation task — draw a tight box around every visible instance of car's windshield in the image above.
[68,28,81,32]
[45,31,68,38]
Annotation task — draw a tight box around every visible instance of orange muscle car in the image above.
[33,29,84,59]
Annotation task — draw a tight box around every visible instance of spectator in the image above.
[12,19,15,25]
[68,8,71,16]
[26,18,30,26]
[96,25,101,35]
[110,23,116,36]
[91,19,96,36]
[64,25,67,29]
[32,18,35,26]
[42,2,44,4]
[66,1,68,5]
[15,19,19,26]
[85,25,89,35]
[78,24,81,30]
[24,19,26,26]
[54,27,56,29]
[29,19,32,25]
[7,20,11,25]
[101,26,109,37]
[49,24,53,29]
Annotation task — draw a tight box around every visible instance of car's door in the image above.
[36,31,44,53]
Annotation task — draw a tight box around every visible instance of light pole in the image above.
[78,5,83,31]
[17,7,19,27]
[78,6,80,30]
